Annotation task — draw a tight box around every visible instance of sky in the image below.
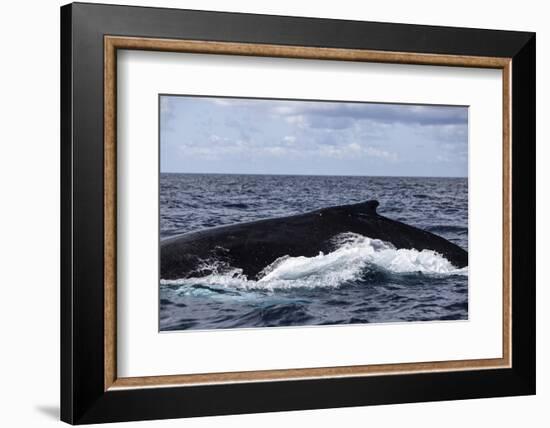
[160,95,468,177]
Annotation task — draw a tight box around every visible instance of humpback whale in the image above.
[160,200,468,280]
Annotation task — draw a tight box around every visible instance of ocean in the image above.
[159,173,468,331]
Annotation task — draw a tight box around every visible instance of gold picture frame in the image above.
[103,35,512,391]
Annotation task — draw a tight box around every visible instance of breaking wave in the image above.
[160,233,467,293]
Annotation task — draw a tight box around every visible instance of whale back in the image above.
[160,200,468,279]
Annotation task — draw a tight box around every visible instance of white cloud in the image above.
[263,146,287,157]
[364,146,397,160]
[285,115,307,127]
[282,136,296,145]
[160,97,172,113]
[317,142,396,160]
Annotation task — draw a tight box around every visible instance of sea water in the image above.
[159,173,468,331]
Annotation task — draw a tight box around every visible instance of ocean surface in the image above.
[160,173,468,331]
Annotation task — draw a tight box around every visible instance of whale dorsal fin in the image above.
[352,200,379,215]
[318,200,379,216]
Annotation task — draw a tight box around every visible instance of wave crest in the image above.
[160,233,467,292]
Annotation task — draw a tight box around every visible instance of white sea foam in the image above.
[160,233,467,292]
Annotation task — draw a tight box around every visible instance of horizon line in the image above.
[160,171,468,179]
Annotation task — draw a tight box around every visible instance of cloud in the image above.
[263,146,288,157]
[205,97,467,132]
[318,142,396,160]
[176,132,396,163]
[162,95,467,176]
[159,96,176,129]
[309,116,354,130]
[282,136,296,145]
[275,102,467,128]
[160,96,173,114]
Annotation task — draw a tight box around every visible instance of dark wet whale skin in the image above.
[160,200,468,280]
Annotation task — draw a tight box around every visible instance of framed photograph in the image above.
[60,2,535,424]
